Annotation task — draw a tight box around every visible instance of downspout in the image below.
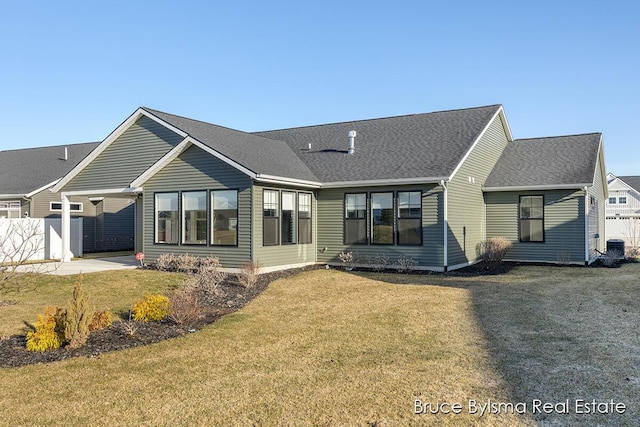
[441,180,448,271]
[584,186,589,265]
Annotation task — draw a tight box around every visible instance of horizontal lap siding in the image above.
[485,190,585,263]
[62,116,183,192]
[252,184,317,268]
[447,113,510,267]
[316,184,443,267]
[143,145,252,268]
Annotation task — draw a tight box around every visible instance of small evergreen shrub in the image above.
[89,309,113,331]
[132,294,170,322]
[64,275,92,349]
[25,306,66,352]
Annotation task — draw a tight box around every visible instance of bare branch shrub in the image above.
[237,260,261,288]
[371,254,391,272]
[169,283,202,327]
[601,249,623,268]
[477,237,512,264]
[556,251,572,265]
[0,219,47,295]
[397,255,417,273]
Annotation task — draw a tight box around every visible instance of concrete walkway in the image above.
[15,255,141,276]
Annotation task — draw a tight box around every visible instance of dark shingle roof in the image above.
[484,133,602,189]
[254,105,501,183]
[142,108,319,183]
[0,142,98,195]
[617,176,640,193]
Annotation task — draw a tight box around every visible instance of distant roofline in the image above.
[0,141,99,154]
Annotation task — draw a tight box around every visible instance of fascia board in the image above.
[449,106,509,181]
[27,179,61,197]
[320,177,447,188]
[61,187,142,197]
[255,174,322,189]
[483,183,591,192]
[52,108,188,193]
[0,194,26,198]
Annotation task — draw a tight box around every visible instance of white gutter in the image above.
[321,176,448,189]
[441,180,448,271]
[483,183,592,192]
[255,174,322,189]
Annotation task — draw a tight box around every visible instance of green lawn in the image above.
[1,263,639,426]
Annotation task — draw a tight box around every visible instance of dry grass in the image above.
[0,270,184,336]
[1,264,639,425]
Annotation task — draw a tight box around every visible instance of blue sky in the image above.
[1,1,638,174]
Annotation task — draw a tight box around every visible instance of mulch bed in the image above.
[0,266,320,369]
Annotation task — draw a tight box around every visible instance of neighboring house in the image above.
[605,173,640,249]
[50,104,607,271]
[0,143,135,252]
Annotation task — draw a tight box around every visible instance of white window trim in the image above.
[50,201,83,212]
[0,200,21,218]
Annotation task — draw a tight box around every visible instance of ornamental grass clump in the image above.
[25,306,66,352]
[132,294,170,322]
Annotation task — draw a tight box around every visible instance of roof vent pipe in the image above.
[347,130,356,155]
[64,147,68,161]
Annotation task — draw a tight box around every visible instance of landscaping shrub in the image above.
[601,249,623,268]
[25,306,66,352]
[132,294,170,322]
[238,260,261,288]
[397,255,418,273]
[169,284,202,327]
[477,237,512,264]
[151,253,226,277]
[64,275,92,348]
[89,309,113,331]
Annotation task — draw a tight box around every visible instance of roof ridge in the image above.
[0,141,99,154]
[254,104,502,134]
[514,132,602,142]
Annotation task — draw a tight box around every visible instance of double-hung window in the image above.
[263,190,279,246]
[182,191,207,244]
[211,190,238,246]
[397,191,422,245]
[371,193,394,244]
[298,193,312,244]
[619,196,627,204]
[345,193,367,244]
[155,193,179,244]
[519,195,544,242]
[281,192,296,244]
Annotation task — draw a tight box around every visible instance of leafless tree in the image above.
[0,219,49,295]
[622,216,640,256]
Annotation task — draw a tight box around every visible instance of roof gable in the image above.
[254,105,503,184]
[0,142,98,195]
[141,108,319,183]
[616,176,640,194]
[484,133,603,190]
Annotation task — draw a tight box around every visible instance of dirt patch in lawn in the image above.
[0,266,321,368]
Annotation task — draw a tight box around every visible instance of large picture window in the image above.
[397,191,422,245]
[371,193,394,244]
[519,195,544,242]
[182,191,207,245]
[155,193,179,244]
[281,192,296,244]
[211,190,238,246]
[345,193,367,244]
[263,190,279,246]
[298,193,312,244]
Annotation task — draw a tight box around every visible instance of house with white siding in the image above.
[49,104,607,271]
[605,174,640,249]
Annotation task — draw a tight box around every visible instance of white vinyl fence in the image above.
[0,218,83,262]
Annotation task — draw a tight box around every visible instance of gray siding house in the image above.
[51,105,607,271]
[0,143,134,252]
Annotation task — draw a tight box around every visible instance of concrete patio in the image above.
[15,255,141,276]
